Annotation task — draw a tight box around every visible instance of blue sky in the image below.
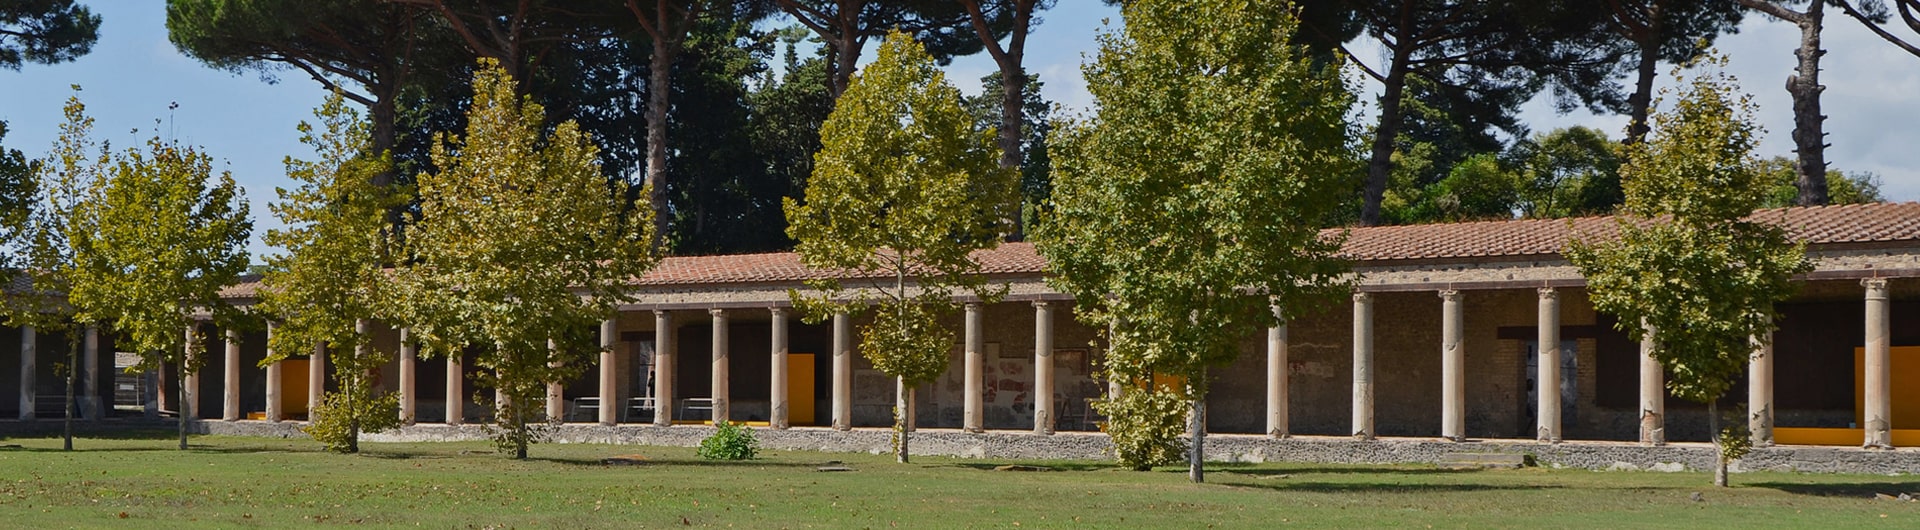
[3,2,1917,264]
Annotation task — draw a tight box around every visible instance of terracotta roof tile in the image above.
[219,202,1920,297]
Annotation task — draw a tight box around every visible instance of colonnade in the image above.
[25,278,1899,449]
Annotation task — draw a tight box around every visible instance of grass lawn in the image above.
[1,433,1917,528]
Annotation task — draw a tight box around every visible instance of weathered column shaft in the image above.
[399,328,417,425]
[1266,309,1289,439]
[832,311,852,431]
[265,322,283,423]
[185,326,200,420]
[710,309,730,424]
[1638,320,1664,445]
[770,307,790,429]
[598,318,618,426]
[1441,290,1465,441]
[546,339,566,422]
[308,342,326,420]
[964,302,985,432]
[19,325,35,421]
[83,325,100,421]
[654,310,676,426]
[1537,287,1561,443]
[1749,333,1774,446]
[224,328,242,421]
[445,351,464,425]
[1352,292,1374,440]
[1864,278,1892,449]
[1034,302,1056,435]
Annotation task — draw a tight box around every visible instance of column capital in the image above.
[1438,289,1460,301]
[1537,287,1557,300]
[709,308,727,317]
[654,309,672,317]
[1352,291,1371,303]
[1031,300,1049,308]
[1864,278,1890,297]
[769,306,788,317]
[965,301,984,310]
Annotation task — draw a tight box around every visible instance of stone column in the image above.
[1440,289,1465,442]
[963,302,985,433]
[1033,301,1055,435]
[1351,292,1374,440]
[1864,278,1893,449]
[185,326,200,420]
[770,307,790,430]
[1638,320,1663,445]
[223,328,242,421]
[83,325,101,421]
[1749,333,1774,447]
[599,318,618,426]
[710,309,730,424]
[18,325,35,421]
[1266,306,1289,439]
[446,350,464,426]
[546,339,566,422]
[265,322,283,423]
[654,310,676,426]
[399,328,417,425]
[832,310,852,431]
[1536,287,1561,443]
[308,342,326,420]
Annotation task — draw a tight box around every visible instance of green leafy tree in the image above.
[1035,0,1357,484]
[259,92,409,453]
[0,122,33,274]
[1,0,101,71]
[1510,126,1624,218]
[1755,155,1884,207]
[963,71,1053,232]
[1567,55,1812,488]
[785,31,1016,464]
[393,60,654,459]
[3,92,105,451]
[62,103,254,451]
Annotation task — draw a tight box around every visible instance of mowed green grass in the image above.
[1,434,1918,529]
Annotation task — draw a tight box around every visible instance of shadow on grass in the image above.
[1220,466,1482,477]
[1222,480,1562,494]
[1749,481,1920,499]
[532,455,839,468]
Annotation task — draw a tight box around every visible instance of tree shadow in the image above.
[1748,481,1920,499]
[1221,480,1562,494]
[532,455,841,468]
[942,461,1117,472]
[1219,466,1485,476]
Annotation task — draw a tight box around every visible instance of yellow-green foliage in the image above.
[697,421,759,461]
[259,92,408,452]
[394,59,655,459]
[1034,0,1356,476]
[785,32,1017,462]
[1094,384,1189,471]
[1567,53,1811,405]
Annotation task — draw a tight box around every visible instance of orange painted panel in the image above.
[789,353,816,425]
[1851,346,1920,429]
[282,359,309,415]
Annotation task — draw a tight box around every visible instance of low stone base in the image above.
[9,419,1920,475]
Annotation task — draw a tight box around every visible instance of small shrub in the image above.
[1094,386,1188,471]
[302,389,401,453]
[698,421,760,461]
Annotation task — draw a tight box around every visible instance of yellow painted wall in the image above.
[1852,346,1920,429]
[789,353,815,425]
[282,359,309,416]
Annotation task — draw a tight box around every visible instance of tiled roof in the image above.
[218,202,1920,297]
[1335,202,1920,262]
[633,241,1050,286]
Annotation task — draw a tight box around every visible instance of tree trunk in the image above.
[645,37,679,251]
[830,35,860,100]
[1360,48,1413,227]
[1789,0,1829,206]
[178,362,190,451]
[64,335,76,451]
[896,377,911,463]
[999,66,1027,239]
[1188,396,1206,483]
[1624,18,1662,145]
[1710,399,1728,487]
